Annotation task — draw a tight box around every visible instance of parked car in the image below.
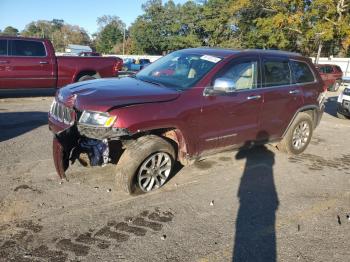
[0,36,123,89]
[315,64,343,91]
[78,51,101,57]
[123,58,151,71]
[49,48,325,194]
[337,87,350,119]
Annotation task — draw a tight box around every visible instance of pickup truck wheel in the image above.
[330,80,341,92]
[337,111,348,119]
[78,75,96,82]
[116,135,175,194]
[277,112,313,155]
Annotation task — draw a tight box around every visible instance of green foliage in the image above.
[21,20,90,52]
[229,0,350,56]
[1,26,19,36]
[130,0,204,54]
[95,15,125,54]
[129,0,350,56]
[3,0,350,56]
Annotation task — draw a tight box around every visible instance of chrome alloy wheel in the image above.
[137,152,172,192]
[292,121,310,150]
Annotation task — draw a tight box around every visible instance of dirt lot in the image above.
[0,89,349,262]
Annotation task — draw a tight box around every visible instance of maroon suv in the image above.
[48,48,325,194]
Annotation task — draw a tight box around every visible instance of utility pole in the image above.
[122,27,126,55]
[315,32,325,64]
[315,42,323,64]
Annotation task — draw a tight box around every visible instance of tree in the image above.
[1,26,19,36]
[199,0,240,48]
[21,19,91,52]
[129,0,204,54]
[228,0,350,56]
[95,15,125,54]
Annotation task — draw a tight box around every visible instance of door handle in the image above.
[289,90,300,94]
[0,60,9,64]
[39,61,48,64]
[247,95,261,100]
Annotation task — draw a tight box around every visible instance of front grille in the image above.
[50,100,75,125]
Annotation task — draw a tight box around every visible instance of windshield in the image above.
[135,51,221,90]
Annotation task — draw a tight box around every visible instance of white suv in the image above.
[337,87,350,119]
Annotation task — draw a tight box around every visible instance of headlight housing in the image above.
[343,88,350,96]
[79,111,116,127]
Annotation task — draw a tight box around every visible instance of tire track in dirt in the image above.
[0,208,174,261]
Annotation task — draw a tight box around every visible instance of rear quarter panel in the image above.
[56,56,118,87]
[297,58,324,114]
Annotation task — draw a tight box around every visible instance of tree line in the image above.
[1,0,350,57]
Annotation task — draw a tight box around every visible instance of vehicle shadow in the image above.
[232,141,279,261]
[0,112,48,142]
[0,88,56,98]
[324,96,338,117]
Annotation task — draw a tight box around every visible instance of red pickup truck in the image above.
[315,64,343,92]
[0,36,123,89]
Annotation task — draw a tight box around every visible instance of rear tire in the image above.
[330,80,341,92]
[277,112,313,155]
[77,75,96,82]
[116,135,175,195]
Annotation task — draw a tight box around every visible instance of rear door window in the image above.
[0,40,7,56]
[290,60,315,83]
[9,40,46,57]
[318,66,326,73]
[263,59,291,87]
[324,66,334,74]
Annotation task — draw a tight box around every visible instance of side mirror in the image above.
[213,77,236,93]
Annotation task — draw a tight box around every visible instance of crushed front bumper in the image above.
[49,116,130,180]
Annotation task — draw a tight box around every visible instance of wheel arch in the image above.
[74,70,100,82]
[282,105,320,138]
[128,127,191,166]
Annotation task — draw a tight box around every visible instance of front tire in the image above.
[116,135,175,194]
[277,112,313,155]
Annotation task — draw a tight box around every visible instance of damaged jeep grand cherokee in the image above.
[49,48,325,194]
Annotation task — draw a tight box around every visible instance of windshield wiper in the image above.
[132,75,182,91]
[135,76,164,87]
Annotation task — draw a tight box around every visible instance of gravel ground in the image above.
[0,88,349,262]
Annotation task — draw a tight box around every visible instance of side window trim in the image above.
[9,40,47,57]
[289,59,317,85]
[261,56,292,88]
[212,56,262,92]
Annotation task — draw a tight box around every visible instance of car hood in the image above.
[57,77,180,112]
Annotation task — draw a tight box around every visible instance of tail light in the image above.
[322,83,328,92]
[113,59,123,74]
[113,63,119,74]
[320,79,328,92]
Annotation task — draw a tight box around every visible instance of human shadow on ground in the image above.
[233,140,279,262]
[324,96,338,117]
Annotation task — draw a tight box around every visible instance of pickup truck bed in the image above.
[0,36,122,89]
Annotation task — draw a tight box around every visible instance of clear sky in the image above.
[0,0,188,35]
